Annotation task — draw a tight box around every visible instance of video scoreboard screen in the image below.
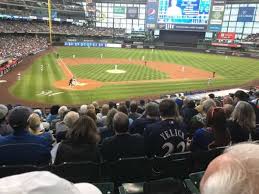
[157,0,211,30]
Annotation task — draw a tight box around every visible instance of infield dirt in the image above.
[55,57,212,91]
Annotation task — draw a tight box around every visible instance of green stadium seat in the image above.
[101,156,152,184]
[51,161,101,183]
[93,182,115,194]
[184,179,200,194]
[119,178,191,194]
[191,147,225,172]
[152,152,192,179]
[119,182,144,194]
[0,165,39,178]
[189,171,204,189]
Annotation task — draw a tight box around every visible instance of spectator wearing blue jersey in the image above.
[144,99,186,157]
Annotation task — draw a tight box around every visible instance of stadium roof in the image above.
[94,0,147,3]
[226,0,259,3]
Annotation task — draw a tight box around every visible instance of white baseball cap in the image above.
[0,171,102,194]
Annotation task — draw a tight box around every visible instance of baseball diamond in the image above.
[3,47,259,105]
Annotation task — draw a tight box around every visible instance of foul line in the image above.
[58,58,73,78]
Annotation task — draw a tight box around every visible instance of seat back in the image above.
[0,165,39,178]
[144,177,192,194]
[102,156,152,183]
[152,152,192,179]
[93,182,115,194]
[191,147,225,172]
[0,143,50,165]
[51,161,101,183]
[189,171,204,188]
[184,179,200,194]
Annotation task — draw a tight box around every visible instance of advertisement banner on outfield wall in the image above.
[237,7,255,22]
[113,6,126,18]
[127,7,139,19]
[106,43,122,48]
[217,32,236,40]
[64,42,107,47]
[146,0,158,29]
[64,42,122,48]
[208,0,226,32]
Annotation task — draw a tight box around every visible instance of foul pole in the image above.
[47,0,53,45]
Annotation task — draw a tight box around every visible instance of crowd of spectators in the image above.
[0,89,258,166]
[0,34,48,59]
[243,33,259,42]
[0,20,126,37]
[0,0,84,12]
[0,89,258,193]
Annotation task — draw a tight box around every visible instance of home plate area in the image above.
[54,79,103,91]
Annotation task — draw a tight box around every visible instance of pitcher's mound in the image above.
[54,79,103,91]
[106,69,126,74]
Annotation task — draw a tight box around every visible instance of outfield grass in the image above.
[69,64,168,81]
[9,47,259,105]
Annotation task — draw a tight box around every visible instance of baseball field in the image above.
[7,47,259,105]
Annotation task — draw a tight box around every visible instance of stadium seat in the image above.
[0,143,50,165]
[119,178,192,194]
[191,147,225,172]
[152,152,192,179]
[0,165,39,178]
[51,161,101,183]
[102,156,152,183]
[184,179,200,194]
[189,171,204,189]
[93,182,115,194]
[119,182,144,194]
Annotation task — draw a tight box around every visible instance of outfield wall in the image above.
[54,41,259,59]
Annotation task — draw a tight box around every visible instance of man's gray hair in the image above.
[63,111,79,129]
[201,143,259,194]
[113,112,129,133]
[58,106,68,118]
[79,105,88,115]
[145,102,159,117]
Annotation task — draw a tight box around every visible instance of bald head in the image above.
[201,143,259,194]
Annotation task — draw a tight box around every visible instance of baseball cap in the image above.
[0,171,102,194]
[0,104,8,120]
[8,106,32,129]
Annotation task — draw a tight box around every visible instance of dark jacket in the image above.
[101,133,145,161]
[0,129,51,165]
[227,120,250,143]
[98,126,115,143]
[54,140,101,165]
[181,107,198,131]
[129,112,142,121]
[130,118,159,135]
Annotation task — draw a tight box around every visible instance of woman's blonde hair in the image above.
[230,101,256,130]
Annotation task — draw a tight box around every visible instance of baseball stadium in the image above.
[0,0,259,193]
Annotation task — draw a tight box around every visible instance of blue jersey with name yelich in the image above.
[144,119,186,157]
